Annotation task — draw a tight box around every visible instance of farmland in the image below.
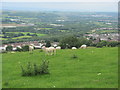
[2,47,118,88]
[1,11,118,44]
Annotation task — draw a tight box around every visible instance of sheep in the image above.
[42,46,56,55]
[56,46,61,50]
[29,44,34,53]
[80,44,87,49]
[72,47,77,49]
[13,47,17,51]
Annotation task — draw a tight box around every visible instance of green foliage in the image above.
[40,60,49,74]
[60,36,92,49]
[96,41,119,48]
[22,45,29,51]
[45,41,51,47]
[71,54,78,59]
[107,41,118,47]
[96,43,103,48]
[59,36,80,49]
[21,60,49,76]
[96,41,108,48]
[99,40,108,46]
[6,46,13,51]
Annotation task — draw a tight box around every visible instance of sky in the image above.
[1,0,119,12]
[1,0,120,2]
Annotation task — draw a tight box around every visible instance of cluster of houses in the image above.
[0,41,60,52]
[84,33,119,43]
[96,28,118,30]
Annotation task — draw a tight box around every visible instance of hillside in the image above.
[2,47,118,88]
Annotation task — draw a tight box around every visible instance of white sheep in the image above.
[72,47,77,49]
[29,44,34,53]
[56,46,61,50]
[42,46,56,55]
[80,44,87,49]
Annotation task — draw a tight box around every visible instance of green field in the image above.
[2,47,118,88]
[6,32,46,36]
[1,32,47,40]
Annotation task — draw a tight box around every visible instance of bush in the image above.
[45,41,51,47]
[59,36,92,49]
[6,46,13,51]
[71,54,78,59]
[96,43,103,48]
[22,45,29,51]
[107,41,118,47]
[59,36,81,49]
[21,60,49,76]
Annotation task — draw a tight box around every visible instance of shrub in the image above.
[20,60,49,76]
[71,54,78,59]
[107,41,118,47]
[59,36,92,49]
[40,60,49,74]
[59,36,81,49]
[45,41,51,47]
[96,43,103,48]
[6,46,13,51]
[22,45,29,51]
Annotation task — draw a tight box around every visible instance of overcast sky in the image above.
[2,0,120,2]
[1,0,119,12]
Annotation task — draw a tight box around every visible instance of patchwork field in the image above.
[1,32,46,40]
[6,32,46,36]
[2,47,118,88]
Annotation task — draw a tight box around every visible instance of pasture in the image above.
[2,47,118,88]
[6,32,46,37]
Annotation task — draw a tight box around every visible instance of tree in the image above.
[96,43,103,48]
[6,46,13,51]
[22,45,29,51]
[45,41,51,47]
[59,36,81,49]
[107,41,118,47]
[99,40,108,47]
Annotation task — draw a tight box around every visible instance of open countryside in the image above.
[2,47,118,88]
[1,2,119,88]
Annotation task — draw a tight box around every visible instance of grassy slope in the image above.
[2,47,118,88]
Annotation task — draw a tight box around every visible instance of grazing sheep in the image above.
[56,46,61,50]
[29,44,34,53]
[42,46,56,55]
[13,47,17,51]
[80,44,87,49]
[72,47,77,49]
[0,45,8,53]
